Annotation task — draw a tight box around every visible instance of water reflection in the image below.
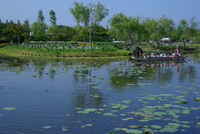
[0,55,198,88]
[108,60,198,87]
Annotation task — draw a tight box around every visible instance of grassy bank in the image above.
[0,45,129,60]
[0,43,199,60]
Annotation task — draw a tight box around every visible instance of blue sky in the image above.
[0,0,199,27]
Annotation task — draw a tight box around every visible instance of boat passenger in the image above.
[156,53,160,57]
[176,44,180,53]
[173,52,176,58]
[171,51,175,57]
[151,53,155,57]
[177,52,181,56]
[142,53,147,58]
[147,53,151,58]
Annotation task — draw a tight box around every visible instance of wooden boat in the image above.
[131,56,186,61]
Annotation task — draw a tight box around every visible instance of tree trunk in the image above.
[183,41,186,50]
[155,41,160,49]
[89,28,93,53]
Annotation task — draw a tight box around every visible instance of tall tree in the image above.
[38,9,45,23]
[30,9,47,41]
[69,1,84,27]
[87,2,109,52]
[178,19,190,50]
[22,19,30,42]
[49,10,57,26]
[70,2,109,52]
[189,17,199,40]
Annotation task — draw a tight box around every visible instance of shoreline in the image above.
[0,44,199,61]
[0,47,129,61]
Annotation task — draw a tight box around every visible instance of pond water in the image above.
[0,53,200,134]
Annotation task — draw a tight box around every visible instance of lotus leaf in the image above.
[114,128,121,131]
[122,117,133,121]
[194,98,200,101]
[121,128,128,131]
[181,124,190,128]
[129,125,138,128]
[62,126,68,131]
[151,125,162,129]
[3,107,16,110]
[103,113,116,117]
[43,126,51,129]
[85,124,92,127]
[125,129,143,134]
[182,110,190,114]
[91,86,101,89]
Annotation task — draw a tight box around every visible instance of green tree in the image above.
[70,2,109,52]
[177,17,199,49]
[189,17,199,41]
[49,10,57,26]
[47,25,76,41]
[31,10,47,41]
[142,18,160,47]
[92,24,108,42]
[142,16,175,48]
[108,13,143,50]
[38,9,45,23]
[192,30,200,44]
[158,16,175,38]
[69,1,84,27]
[2,20,16,43]
[22,19,30,42]
[87,3,109,52]
[177,19,190,50]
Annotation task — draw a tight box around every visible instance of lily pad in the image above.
[182,110,190,114]
[91,86,101,89]
[103,113,116,117]
[85,124,93,127]
[114,128,121,131]
[43,126,51,129]
[151,125,162,129]
[194,98,200,101]
[125,129,143,134]
[127,84,135,86]
[62,126,68,131]
[129,125,138,128]
[81,124,93,128]
[78,108,97,114]
[181,124,190,128]
[122,117,133,121]
[120,114,126,116]
[160,126,178,133]
[121,128,128,131]
[2,107,16,110]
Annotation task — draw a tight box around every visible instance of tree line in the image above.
[0,1,199,50]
